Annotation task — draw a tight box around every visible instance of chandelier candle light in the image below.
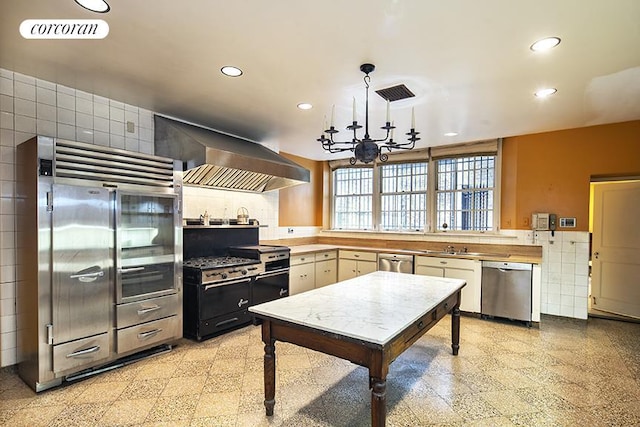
[318,63,420,164]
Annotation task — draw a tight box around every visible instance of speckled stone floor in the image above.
[1,314,639,426]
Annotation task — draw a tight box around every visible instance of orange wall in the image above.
[279,152,324,226]
[501,120,640,231]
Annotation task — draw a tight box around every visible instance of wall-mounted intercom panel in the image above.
[532,213,557,231]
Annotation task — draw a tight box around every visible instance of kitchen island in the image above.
[249,271,466,426]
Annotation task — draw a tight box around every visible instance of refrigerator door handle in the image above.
[69,271,105,282]
[66,345,101,358]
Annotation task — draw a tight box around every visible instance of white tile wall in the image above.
[0,68,159,367]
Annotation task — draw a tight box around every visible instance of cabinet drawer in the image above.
[339,250,377,262]
[415,255,477,269]
[315,250,337,262]
[117,315,181,354]
[291,254,314,265]
[117,293,180,329]
[53,333,110,374]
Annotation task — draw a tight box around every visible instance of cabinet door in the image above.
[414,265,445,277]
[357,260,378,276]
[315,259,337,288]
[290,263,315,295]
[446,267,476,313]
[338,259,358,281]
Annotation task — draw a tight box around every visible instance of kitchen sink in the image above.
[418,250,510,258]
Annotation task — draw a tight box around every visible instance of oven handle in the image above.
[257,268,290,279]
[204,277,252,291]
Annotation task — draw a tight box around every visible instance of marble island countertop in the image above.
[288,244,539,264]
[249,271,465,345]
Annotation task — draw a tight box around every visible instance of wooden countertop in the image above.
[288,243,541,264]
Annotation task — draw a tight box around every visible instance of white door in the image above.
[591,180,640,319]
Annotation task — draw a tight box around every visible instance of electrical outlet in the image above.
[287,228,294,234]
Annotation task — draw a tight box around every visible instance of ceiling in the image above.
[1,0,639,161]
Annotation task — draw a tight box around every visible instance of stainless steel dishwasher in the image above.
[481,261,533,325]
[378,253,414,274]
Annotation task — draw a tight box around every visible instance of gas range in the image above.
[183,256,263,284]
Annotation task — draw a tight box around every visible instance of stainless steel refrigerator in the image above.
[16,136,183,392]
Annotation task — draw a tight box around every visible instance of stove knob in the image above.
[241,269,248,275]
[221,273,228,280]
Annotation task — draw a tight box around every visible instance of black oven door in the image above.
[199,277,251,320]
[252,268,289,306]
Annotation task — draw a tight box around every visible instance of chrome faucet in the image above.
[445,245,455,254]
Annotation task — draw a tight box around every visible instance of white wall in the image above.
[0,68,281,367]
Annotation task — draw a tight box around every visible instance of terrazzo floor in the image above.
[1,314,639,426]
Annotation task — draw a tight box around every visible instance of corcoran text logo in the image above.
[20,19,109,39]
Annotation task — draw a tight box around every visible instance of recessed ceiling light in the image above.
[444,132,458,137]
[297,103,313,110]
[534,88,557,98]
[530,37,561,52]
[74,0,110,13]
[221,66,243,77]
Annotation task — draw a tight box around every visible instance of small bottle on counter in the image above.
[202,210,209,225]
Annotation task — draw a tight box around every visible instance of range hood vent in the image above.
[154,116,310,192]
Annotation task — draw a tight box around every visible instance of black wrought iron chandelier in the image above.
[317,63,420,164]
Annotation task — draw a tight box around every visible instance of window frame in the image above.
[329,140,501,233]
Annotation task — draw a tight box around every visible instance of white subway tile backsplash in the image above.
[93,94,109,104]
[560,305,574,317]
[0,78,13,97]
[75,89,92,100]
[14,99,36,118]
[14,81,36,101]
[14,73,35,85]
[93,101,109,119]
[139,126,153,142]
[76,128,94,143]
[1,347,17,367]
[109,105,124,122]
[35,78,56,90]
[110,120,124,136]
[0,266,15,287]
[0,146,14,164]
[125,138,139,152]
[15,115,36,133]
[0,70,13,79]
[76,112,93,129]
[0,112,13,130]
[575,286,589,298]
[36,87,56,106]
[57,123,76,140]
[94,116,109,132]
[110,134,125,149]
[1,298,15,316]
[139,140,154,155]
[0,163,14,181]
[574,304,588,320]
[93,130,109,146]
[125,109,138,126]
[547,304,560,316]
[0,282,15,300]
[109,99,124,109]
[0,95,13,113]
[37,103,56,122]
[56,92,75,111]
[36,119,56,137]
[56,84,74,95]
[57,107,75,126]
[139,109,153,128]
[76,97,93,114]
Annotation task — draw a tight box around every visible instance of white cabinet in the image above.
[414,256,481,313]
[338,250,377,281]
[315,250,338,288]
[290,254,315,295]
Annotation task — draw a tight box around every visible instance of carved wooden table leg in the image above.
[262,321,276,416]
[451,301,461,356]
[370,377,386,427]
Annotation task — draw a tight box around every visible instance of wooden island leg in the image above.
[451,302,461,356]
[262,321,276,416]
[370,377,387,427]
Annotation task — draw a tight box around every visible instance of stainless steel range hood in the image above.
[154,116,310,192]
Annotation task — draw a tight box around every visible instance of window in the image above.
[333,167,373,229]
[329,140,500,233]
[380,162,427,231]
[435,156,495,231]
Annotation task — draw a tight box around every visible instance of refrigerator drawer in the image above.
[53,333,110,374]
[117,293,180,329]
[117,315,181,354]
